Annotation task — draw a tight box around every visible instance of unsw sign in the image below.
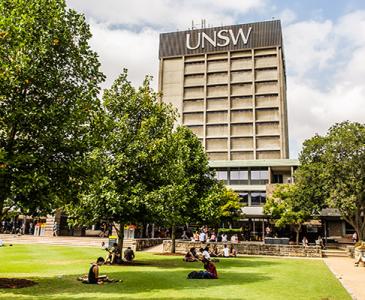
[159,20,282,58]
[186,27,252,49]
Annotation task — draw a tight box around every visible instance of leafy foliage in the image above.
[264,184,311,244]
[297,121,365,240]
[0,0,104,219]
[198,183,241,227]
[66,71,176,243]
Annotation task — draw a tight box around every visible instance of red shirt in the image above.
[205,262,218,279]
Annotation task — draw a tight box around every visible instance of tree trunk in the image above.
[0,197,4,222]
[295,229,300,245]
[0,173,8,222]
[116,222,124,253]
[171,224,176,253]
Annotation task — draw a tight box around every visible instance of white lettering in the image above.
[217,29,230,47]
[186,33,201,50]
[229,27,252,45]
[201,31,216,48]
[185,27,252,50]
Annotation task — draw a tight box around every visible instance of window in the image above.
[250,192,266,206]
[345,222,356,234]
[250,169,269,184]
[273,174,283,184]
[238,192,249,204]
[215,170,228,183]
[230,169,248,185]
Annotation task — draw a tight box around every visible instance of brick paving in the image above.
[324,256,365,300]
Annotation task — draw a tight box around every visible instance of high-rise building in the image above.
[158,20,289,160]
[159,20,299,239]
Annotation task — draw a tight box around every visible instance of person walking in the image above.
[53,221,59,237]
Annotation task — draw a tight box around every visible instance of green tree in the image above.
[198,183,241,229]
[66,71,177,251]
[0,0,104,220]
[298,121,365,240]
[147,126,218,253]
[264,184,311,244]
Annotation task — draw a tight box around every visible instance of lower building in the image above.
[210,158,299,240]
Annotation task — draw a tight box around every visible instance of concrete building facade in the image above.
[158,20,289,161]
[158,20,299,240]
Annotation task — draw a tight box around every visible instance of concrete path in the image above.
[0,234,107,247]
[142,243,163,253]
[324,256,365,300]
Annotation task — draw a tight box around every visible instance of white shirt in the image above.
[202,250,210,260]
[221,234,228,242]
[199,232,206,242]
[223,247,229,257]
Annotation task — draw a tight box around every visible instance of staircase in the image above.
[322,247,348,258]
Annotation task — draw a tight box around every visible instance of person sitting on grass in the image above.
[183,247,199,262]
[203,257,218,279]
[105,243,121,264]
[78,257,122,284]
[187,257,218,279]
[200,246,211,260]
[88,257,107,284]
[77,257,108,284]
[124,247,135,262]
[222,244,233,257]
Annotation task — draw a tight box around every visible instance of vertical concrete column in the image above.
[203,54,207,150]
[227,51,231,160]
[251,49,257,159]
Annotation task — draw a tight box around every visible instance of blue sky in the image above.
[67,0,365,158]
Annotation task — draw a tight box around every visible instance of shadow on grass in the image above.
[2,269,271,299]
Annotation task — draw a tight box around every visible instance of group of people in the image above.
[102,242,135,264]
[1,219,34,235]
[184,244,236,262]
[189,227,239,244]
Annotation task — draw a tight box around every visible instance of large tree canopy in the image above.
[0,0,105,219]
[297,121,365,240]
[65,71,178,249]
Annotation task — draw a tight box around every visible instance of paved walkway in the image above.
[142,243,163,253]
[0,234,107,247]
[324,256,365,300]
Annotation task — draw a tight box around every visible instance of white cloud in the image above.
[67,0,266,30]
[89,22,159,89]
[284,11,365,157]
[284,20,336,76]
[279,9,297,25]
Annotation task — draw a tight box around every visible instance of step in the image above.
[322,250,348,257]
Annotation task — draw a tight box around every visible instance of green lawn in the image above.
[0,244,350,300]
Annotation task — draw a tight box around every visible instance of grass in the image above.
[0,244,350,300]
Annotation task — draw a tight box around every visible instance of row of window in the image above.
[214,168,269,185]
[238,192,266,206]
